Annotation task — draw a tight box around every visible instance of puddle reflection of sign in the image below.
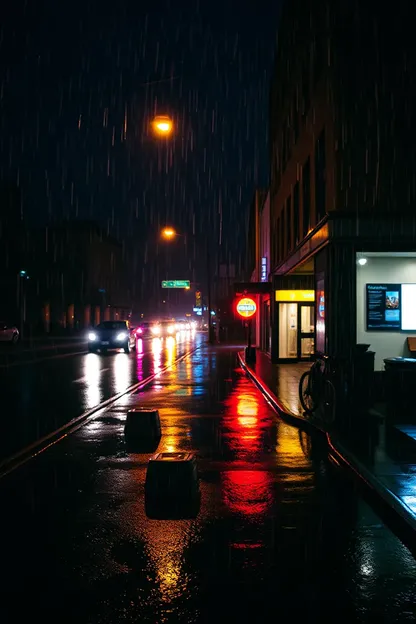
[236,297,257,319]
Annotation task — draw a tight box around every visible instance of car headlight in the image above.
[116,332,127,341]
[151,326,160,335]
[167,325,174,334]
[88,332,97,341]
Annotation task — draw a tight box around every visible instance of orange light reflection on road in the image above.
[165,336,176,367]
[152,337,162,375]
[163,434,177,453]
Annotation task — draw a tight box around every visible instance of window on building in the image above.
[293,182,300,246]
[302,157,311,238]
[286,196,291,252]
[315,129,326,222]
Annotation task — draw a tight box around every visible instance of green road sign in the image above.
[161,280,190,289]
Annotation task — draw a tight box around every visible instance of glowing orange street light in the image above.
[152,115,173,136]
[161,227,177,240]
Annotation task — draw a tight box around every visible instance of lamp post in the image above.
[161,227,215,344]
[154,119,215,344]
[17,269,29,340]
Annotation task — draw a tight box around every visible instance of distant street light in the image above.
[161,227,177,240]
[160,227,215,345]
[151,115,173,137]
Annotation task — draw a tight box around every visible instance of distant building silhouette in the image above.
[0,183,26,320]
[26,220,131,332]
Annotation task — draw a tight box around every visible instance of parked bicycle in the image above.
[298,354,336,424]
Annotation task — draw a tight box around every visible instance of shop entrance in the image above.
[299,304,315,358]
[276,290,315,361]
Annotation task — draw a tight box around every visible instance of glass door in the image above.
[298,304,315,359]
[279,303,298,358]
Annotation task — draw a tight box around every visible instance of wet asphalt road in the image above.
[0,345,415,623]
[0,331,199,461]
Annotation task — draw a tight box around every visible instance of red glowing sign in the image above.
[236,297,257,319]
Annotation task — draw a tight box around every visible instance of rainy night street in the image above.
[0,344,415,623]
[0,331,200,463]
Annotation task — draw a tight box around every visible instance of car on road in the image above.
[159,320,177,336]
[0,322,19,344]
[135,321,153,338]
[88,321,136,353]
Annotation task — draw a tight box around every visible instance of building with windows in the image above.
[28,221,131,332]
[269,0,416,369]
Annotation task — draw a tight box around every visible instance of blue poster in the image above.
[366,284,401,330]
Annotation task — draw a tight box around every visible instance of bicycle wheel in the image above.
[299,371,317,415]
[322,379,336,424]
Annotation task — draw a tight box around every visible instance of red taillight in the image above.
[137,327,143,334]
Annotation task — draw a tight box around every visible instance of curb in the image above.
[0,345,200,480]
[238,351,416,539]
[327,436,416,532]
[237,352,316,435]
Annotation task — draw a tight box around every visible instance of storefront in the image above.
[356,251,416,370]
[269,212,416,377]
[275,289,315,361]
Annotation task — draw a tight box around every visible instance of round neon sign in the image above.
[236,297,257,319]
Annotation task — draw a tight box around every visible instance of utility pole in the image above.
[17,270,28,341]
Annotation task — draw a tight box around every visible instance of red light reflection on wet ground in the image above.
[222,469,273,517]
[222,380,274,458]
[221,379,275,520]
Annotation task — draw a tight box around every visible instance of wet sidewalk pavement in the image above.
[239,349,416,539]
[1,345,415,622]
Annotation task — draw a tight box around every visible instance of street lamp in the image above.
[161,227,177,240]
[151,115,173,137]
[160,227,215,344]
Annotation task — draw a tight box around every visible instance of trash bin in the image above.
[384,357,416,422]
[351,345,375,409]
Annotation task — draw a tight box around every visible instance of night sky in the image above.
[0,0,280,307]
